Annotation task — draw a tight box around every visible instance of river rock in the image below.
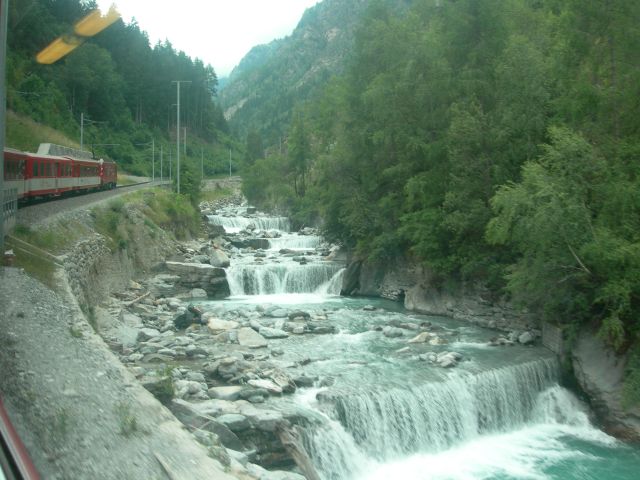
[518,331,535,345]
[247,410,284,432]
[267,308,289,318]
[408,332,432,343]
[248,379,283,394]
[207,317,240,335]
[189,288,208,298]
[208,386,244,401]
[383,326,404,338]
[137,327,161,342]
[238,327,268,348]
[288,310,311,320]
[209,248,231,268]
[259,327,289,339]
[216,414,250,432]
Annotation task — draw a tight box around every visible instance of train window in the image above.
[33,162,38,177]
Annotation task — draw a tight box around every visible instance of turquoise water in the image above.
[207,294,640,480]
[205,208,640,479]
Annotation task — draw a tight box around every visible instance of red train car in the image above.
[3,148,118,201]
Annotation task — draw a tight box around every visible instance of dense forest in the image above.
[242,0,640,403]
[5,0,238,182]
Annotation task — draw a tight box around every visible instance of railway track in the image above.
[16,180,171,227]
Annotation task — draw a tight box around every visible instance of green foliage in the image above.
[6,0,234,176]
[623,344,640,409]
[242,0,640,357]
[92,199,130,251]
[140,190,200,240]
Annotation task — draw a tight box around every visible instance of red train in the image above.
[3,147,117,202]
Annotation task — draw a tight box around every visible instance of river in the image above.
[205,205,640,480]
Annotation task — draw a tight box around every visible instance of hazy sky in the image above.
[96,1,319,77]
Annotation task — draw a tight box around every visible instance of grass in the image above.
[13,221,90,255]
[114,400,138,437]
[91,199,130,251]
[6,239,58,288]
[5,110,79,152]
[200,186,233,204]
[117,174,140,186]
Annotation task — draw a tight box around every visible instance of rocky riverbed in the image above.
[90,198,554,478]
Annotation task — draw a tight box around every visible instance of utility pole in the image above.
[201,148,204,179]
[169,146,172,183]
[229,149,232,178]
[152,137,155,182]
[160,144,163,182]
[0,0,8,255]
[172,80,190,194]
[80,112,84,151]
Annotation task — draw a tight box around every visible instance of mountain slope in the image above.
[221,0,408,145]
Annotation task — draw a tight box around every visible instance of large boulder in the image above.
[572,331,640,440]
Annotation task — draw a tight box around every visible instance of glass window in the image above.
[33,162,38,177]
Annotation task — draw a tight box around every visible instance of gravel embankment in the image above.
[0,267,235,479]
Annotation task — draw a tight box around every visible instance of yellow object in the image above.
[74,7,120,37]
[36,7,121,64]
[36,36,82,65]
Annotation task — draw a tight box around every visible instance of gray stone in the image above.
[190,288,208,298]
[216,414,250,432]
[137,328,161,342]
[207,317,240,334]
[268,308,289,318]
[248,379,282,394]
[573,331,640,440]
[383,326,404,338]
[238,327,268,348]
[249,410,283,432]
[209,249,231,268]
[518,331,535,345]
[408,332,432,343]
[259,327,289,339]
[208,386,244,401]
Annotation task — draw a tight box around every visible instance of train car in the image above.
[26,152,75,199]
[3,147,118,202]
[99,159,117,189]
[3,148,29,201]
[4,149,75,201]
[69,157,102,191]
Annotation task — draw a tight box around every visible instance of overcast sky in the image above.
[96,1,319,77]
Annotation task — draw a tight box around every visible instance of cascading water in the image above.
[294,359,624,480]
[208,213,291,233]
[227,262,344,296]
[200,204,640,480]
[267,234,322,251]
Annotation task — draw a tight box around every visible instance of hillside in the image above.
[220,0,409,146]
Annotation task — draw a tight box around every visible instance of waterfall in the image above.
[268,235,322,251]
[208,214,291,233]
[315,268,345,296]
[299,358,561,479]
[227,262,344,295]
